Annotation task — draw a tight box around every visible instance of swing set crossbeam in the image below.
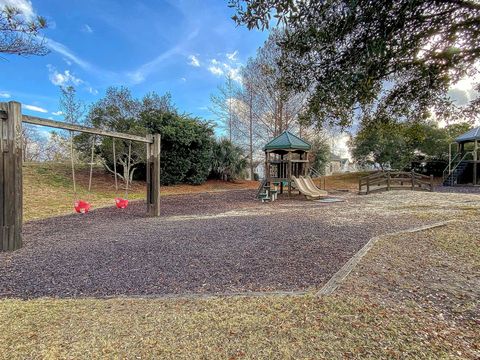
[1,101,161,252]
[21,114,153,144]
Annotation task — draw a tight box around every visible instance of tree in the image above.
[22,125,44,162]
[351,117,472,171]
[44,131,70,162]
[210,75,240,142]
[210,138,248,181]
[0,5,49,57]
[351,120,411,170]
[87,87,149,182]
[230,0,480,127]
[308,135,331,175]
[59,86,85,125]
[241,30,308,137]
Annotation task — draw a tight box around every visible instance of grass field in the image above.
[2,163,478,359]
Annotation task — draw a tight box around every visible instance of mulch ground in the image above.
[1,190,435,299]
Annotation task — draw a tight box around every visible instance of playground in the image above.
[1,103,479,357]
[1,181,479,300]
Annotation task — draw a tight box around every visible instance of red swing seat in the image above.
[74,200,91,214]
[115,197,129,209]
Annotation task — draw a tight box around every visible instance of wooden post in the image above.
[474,139,478,186]
[366,177,370,194]
[411,171,415,190]
[304,151,310,176]
[287,151,292,196]
[430,174,434,191]
[387,172,391,191]
[0,101,23,251]
[146,133,161,217]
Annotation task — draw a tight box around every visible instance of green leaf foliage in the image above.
[210,138,248,181]
[230,0,480,127]
[351,119,472,171]
[141,110,215,185]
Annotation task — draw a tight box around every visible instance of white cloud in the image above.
[82,24,93,33]
[87,87,98,95]
[51,111,63,116]
[224,63,242,83]
[0,0,35,20]
[126,29,199,84]
[448,74,479,106]
[46,38,93,71]
[0,92,11,98]
[180,77,187,82]
[188,55,200,67]
[206,56,242,83]
[47,65,84,86]
[23,104,48,113]
[208,65,224,76]
[226,50,238,61]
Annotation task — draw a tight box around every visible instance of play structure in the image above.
[257,131,327,201]
[359,171,434,195]
[0,101,161,251]
[443,126,480,186]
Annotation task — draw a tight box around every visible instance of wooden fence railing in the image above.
[359,171,434,194]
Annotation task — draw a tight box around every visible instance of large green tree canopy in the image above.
[230,0,480,127]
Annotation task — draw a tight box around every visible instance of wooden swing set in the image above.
[0,101,161,251]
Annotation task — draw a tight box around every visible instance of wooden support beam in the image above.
[22,115,152,144]
[0,101,23,251]
[146,134,161,216]
[474,139,478,185]
[287,151,292,196]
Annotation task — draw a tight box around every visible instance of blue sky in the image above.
[0,0,269,130]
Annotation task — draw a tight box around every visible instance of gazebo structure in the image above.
[443,126,480,186]
[262,131,311,197]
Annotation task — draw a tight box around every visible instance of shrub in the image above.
[140,110,214,185]
[210,139,247,181]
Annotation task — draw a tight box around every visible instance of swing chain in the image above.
[125,141,132,199]
[88,135,96,193]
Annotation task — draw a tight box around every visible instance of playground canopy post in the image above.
[0,101,161,252]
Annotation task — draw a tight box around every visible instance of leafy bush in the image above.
[210,138,247,181]
[140,110,215,185]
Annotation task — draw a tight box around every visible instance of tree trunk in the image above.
[249,89,254,180]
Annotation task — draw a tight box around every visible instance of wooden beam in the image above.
[147,134,161,216]
[22,115,152,144]
[0,101,23,251]
[474,139,478,185]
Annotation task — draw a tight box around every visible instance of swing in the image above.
[112,139,131,209]
[71,132,95,214]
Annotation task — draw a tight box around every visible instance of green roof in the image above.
[456,126,480,143]
[263,131,311,151]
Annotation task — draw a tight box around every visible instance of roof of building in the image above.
[456,126,480,143]
[263,131,311,151]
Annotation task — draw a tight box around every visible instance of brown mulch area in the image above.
[1,190,434,299]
